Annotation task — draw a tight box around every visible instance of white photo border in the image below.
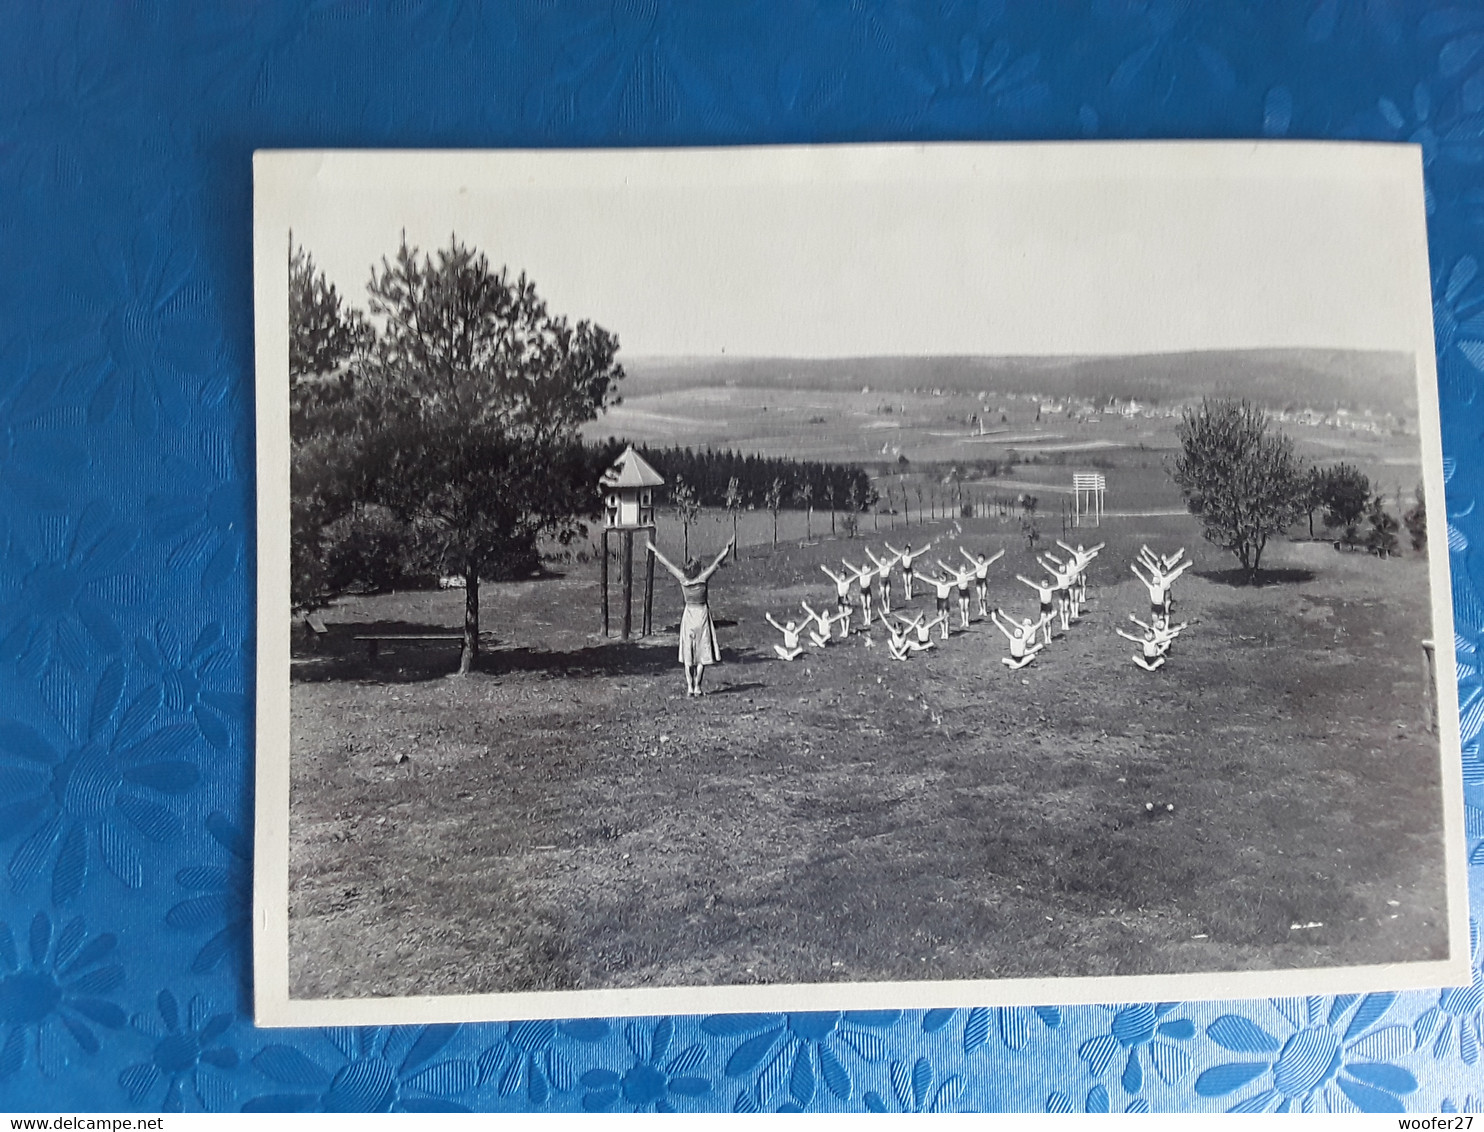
[254,142,1469,1027]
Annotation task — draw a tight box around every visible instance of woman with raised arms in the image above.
[648,535,736,696]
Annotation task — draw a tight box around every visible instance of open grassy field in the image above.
[579,359,1423,548]
[288,507,1449,1000]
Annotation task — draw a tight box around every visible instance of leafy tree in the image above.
[843,480,861,538]
[1020,513,1041,551]
[1404,488,1427,551]
[764,477,785,546]
[1366,493,1400,558]
[1170,398,1306,575]
[824,481,837,536]
[670,476,701,562]
[1319,463,1371,531]
[1300,466,1326,538]
[354,237,623,674]
[798,481,814,541]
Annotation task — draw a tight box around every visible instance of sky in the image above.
[265,143,1433,361]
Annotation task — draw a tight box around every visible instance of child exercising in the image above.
[923,572,957,639]
[1016,574,1059,644]
[1116,625,1168,671]
[819,564,855,637]
[960,547,1005,617]
[937,557,975,630]
[885,540,933,600]
[842,558,876,626]
[864,547,895,615]
[992,608,1048,669]
[800,600,836,648]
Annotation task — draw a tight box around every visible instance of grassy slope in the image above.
[288,512,1448,999]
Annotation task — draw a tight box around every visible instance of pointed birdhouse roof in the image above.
[600,445,666,490]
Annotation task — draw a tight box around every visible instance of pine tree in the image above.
[353,236,623,673]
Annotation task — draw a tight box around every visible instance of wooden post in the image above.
[642,529,655,637]
[601,529,610,637]
[621,528,634,641]
[1422,638,1437,734]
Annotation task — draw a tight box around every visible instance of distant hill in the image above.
[620,350,1418,419]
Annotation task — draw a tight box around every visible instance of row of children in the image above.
[764,538,1108,670]
[767,540,1001,658]
[766,537,1198,675]
[1115,545,1192,670]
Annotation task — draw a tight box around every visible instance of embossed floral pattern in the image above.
[133,623,243,752]
[164,812,249,977]
[0,663,199,903]
[118,991,237,1112]
[863,1057,965,1113]
[245,1026,478,1113]
[1046,1085,1149,1113]
[0,912,125,1079]
[704,1010,898,1109]
[477,1017,609,1107]
[1414,922,1484,1065]
[579,1019,709,1112]
[1195,994,1418,1113]
[1078,1002,1196,1095]
[0,507,147,679]
[961,1004,1063,1053]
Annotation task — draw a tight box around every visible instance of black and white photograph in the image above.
[254,143,1468,1025]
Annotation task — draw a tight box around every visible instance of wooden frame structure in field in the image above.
[1072,473,1106,527]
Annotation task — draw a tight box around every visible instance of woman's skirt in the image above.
[679,603,721,667]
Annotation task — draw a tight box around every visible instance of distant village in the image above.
[867,384,1414,438]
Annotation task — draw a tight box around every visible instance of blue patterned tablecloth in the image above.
[2,0,1484,1113]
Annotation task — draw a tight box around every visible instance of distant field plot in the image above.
[289,508,1446,1000]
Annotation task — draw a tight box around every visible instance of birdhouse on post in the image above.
[598,447,666,640]
[600,446,665,530]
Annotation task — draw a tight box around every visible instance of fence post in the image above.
[601,529,610,636]
[1422,638,1438,734]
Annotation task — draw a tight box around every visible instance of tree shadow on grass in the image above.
[1196,567,1317,587]
[705,680,767,695]
[487,643,681,680]
[293,618,685,685]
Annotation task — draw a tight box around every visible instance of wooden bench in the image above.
[298,615,330,652]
